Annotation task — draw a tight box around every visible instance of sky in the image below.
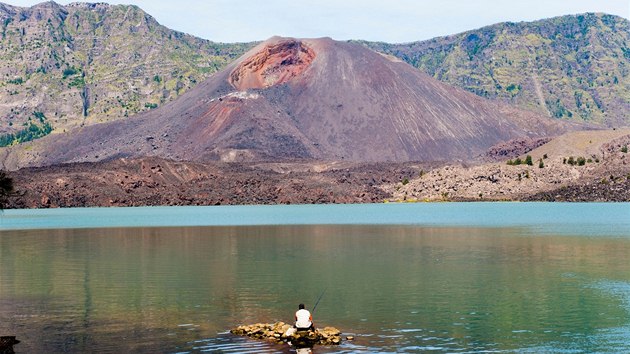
[6,0,630,43]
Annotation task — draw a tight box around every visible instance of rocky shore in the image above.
[230,322,344,347]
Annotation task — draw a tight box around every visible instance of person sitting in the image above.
[294,303,314,331]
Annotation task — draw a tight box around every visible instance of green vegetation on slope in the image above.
[0,111,53,146]
[359,13,630,127]
[0,2,255,139]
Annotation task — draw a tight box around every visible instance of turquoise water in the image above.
[2,202,630,236]
[1,203,630,353]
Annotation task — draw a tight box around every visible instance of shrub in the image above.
[507,158,526,166]
[622,145,628,153]
[7,77,23,85]
[33,111,46,122]
[68,76,85,88]
[525,155,533,166]
[538,159,544,168]
[402,178,409,186]
[577,157,586,166]
[62,67,78,79]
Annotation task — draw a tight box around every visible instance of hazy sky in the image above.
[6,0,630,43]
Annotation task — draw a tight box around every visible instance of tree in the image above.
[0,171,14,209]
[525,155,533,166]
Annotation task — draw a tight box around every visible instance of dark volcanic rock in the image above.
[5,157,421,208]
[0,336,20,353]
[524,175,630,202]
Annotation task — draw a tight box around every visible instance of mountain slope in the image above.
[0,1,254,142]
[360,13,630,126]
[1,37,582,169]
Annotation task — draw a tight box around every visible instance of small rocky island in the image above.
[231,322,345,347]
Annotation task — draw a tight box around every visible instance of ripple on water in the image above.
[518,280,630,353]
[590,280,630,306]
[587,280,630,352]
[187,333,285,353]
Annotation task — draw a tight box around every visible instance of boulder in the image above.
[0,336,20,354]
[230,322,342,347]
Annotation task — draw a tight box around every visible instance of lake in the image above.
[1,203,629,353]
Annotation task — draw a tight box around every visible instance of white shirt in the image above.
[295,309,312,328]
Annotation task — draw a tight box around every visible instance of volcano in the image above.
[1,37,579,170]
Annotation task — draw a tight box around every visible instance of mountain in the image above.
[0,37,582,169]
[359,13,630,126]
[0,1,253,144]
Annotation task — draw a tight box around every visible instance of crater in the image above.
[229,39,316,90]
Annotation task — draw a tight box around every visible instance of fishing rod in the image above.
[312,288,327,313]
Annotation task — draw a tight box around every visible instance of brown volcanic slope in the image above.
[0,37,580,170]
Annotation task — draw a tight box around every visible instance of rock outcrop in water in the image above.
[231,322,342,347]
[0,336,20,354]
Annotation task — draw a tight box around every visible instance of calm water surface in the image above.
[1,203,630,353]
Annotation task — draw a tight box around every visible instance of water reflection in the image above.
[1,225,630,352]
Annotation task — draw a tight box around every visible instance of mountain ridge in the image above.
[0,1,254,142]
[0,36,584,169]
[0,4,626,151]
[358,13,629,126]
